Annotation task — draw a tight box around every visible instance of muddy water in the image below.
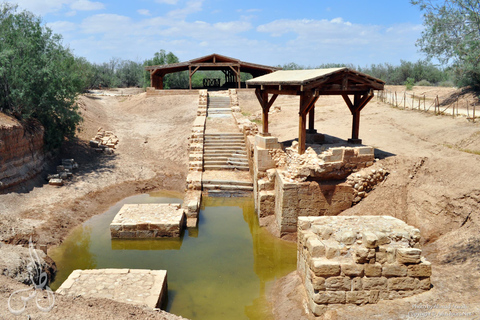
[49,192,297,320]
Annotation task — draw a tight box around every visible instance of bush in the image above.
[405,77,415,90]
[438,81,456,87]
[0,4,84,149]
[415,79,432,86]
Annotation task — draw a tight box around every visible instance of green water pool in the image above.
[49,192,297,320]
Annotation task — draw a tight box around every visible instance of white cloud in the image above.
[70,0,105,11]
[80,14,134,34]
[47,20,77,33]
[156,0,178,4]
[167,0,203,19]
[137,9,151,16]
[7,0,70,15]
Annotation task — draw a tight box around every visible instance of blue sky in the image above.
[7,0,426,67]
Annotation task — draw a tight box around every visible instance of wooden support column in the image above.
[189,66,192,90]
[255,88,278,136]
[298,91,319,154]
[342,90,374,144]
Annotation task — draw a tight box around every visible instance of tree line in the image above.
[1,1,478,150]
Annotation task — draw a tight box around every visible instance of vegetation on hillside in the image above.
[0,3,84,149]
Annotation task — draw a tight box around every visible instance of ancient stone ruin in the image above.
[297,216,432,316]
[251,134,388,236]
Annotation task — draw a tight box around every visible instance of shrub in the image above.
[405,77,415,90]
[415,79,432,86]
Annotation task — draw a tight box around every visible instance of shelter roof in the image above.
[145,53,280,76]
[247,68,384,94]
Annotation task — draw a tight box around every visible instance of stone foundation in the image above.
[56,269,168,310]
[297,216,431,316]
[252,134,387,236]
[110,204,185,238]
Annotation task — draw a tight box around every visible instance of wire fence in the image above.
[375,90,478,122]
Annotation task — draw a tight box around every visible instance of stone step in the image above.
[205,190,252,197]
[204,146,246,151]
[203,180,253,187]
[204,142,245,147]
[204,165,249,171]
[205,133,243,136]
[204,160,248,166]
[203,184,253,191]
[203,156,247,161]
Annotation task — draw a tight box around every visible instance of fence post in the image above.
[474,103,476,123]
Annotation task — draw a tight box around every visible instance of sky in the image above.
[6,0,426,67]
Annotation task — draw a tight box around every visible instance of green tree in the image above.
[0,3,83,148]
[411,0,480,89]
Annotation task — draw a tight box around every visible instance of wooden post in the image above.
[298,111,307,154]
[467,100,470,118]
[412,93,415,110]
[308,108,316,133]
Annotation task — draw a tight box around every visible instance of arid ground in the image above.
[1,86,479,319]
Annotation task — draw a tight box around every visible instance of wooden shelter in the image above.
[246,68,385,154]
[145,53,280,90]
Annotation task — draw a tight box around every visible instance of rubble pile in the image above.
[48,159,78,186]
[346,166,388,203]
[89,127,119,154]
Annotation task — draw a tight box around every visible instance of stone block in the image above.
[388,277,417,291]
[396,248,422,264]
[255,135,280,149]
[354,247,369,263]
[346,291,370,305]
[306,238,325,258]
[417,277,431,290]
[325,276,351,291]
[382,264,407,277]
[369,290,380,304]
[351,277,362,291]
[311,259,341,277]
[362,231,378,248]
[407,261,432,277]
[362,277,387,290]
[341,263,364,277]
[336,230,356,245]
[308,300,327,316]
[324,240,340,259]
[313,291,346,304]
[364,263,382,277]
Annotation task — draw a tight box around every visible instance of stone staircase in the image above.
[202,179,253,197]
[203,133,249,171]
[207,96,231,117]
[202,93,253,196]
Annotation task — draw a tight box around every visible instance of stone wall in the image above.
[274,173,354,233]
[297,216,432,317]
[146,87,198,97]
[0,115,45,191]
[183,90,207,227]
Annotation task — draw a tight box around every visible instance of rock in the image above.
[49,178,63,186]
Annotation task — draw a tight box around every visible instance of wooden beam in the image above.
[190,66,200,77]
[255,89,270,135]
